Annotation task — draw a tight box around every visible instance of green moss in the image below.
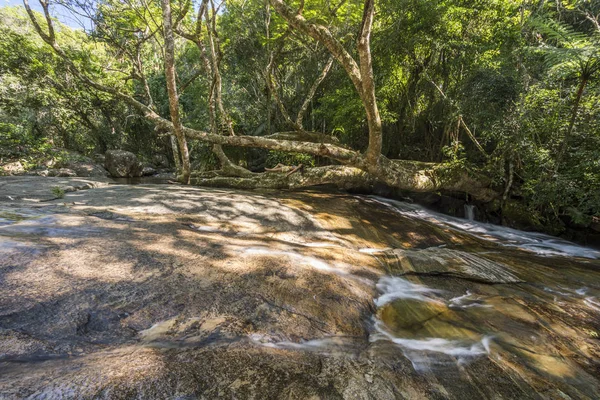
[51,186,65,199]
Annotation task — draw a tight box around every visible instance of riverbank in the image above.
[1,177,599,398]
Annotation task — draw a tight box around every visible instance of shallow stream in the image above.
[0,179,599,399]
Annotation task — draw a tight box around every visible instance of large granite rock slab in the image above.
[388,247,523,284]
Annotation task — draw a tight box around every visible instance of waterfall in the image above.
[464,204,475,221]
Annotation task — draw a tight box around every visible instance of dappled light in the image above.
[1,179,599,398]
[1,0,600,396]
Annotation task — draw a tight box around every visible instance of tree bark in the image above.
[269,0,382,168]
[161,0,191,183]
[170,134,182,171]
[24,0,497,201]
[190,165,374,191]
[356,0,382,165]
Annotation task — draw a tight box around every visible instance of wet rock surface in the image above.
[387,248,524,284]
[0,177,599,399]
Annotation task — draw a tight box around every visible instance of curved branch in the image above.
[269,0,363,94]
[270,0,382,166]
[24,0,55,42]
[296,56,334,129]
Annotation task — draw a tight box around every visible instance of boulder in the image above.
[47,168,77,177]
[104,150,143,178]
[141,166,156,176]
[152,154,170,168]
[31,169,50,177]
[70,163,109,178]
[1,161,24,175]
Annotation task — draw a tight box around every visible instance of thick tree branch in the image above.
[269,0,363,95]
[270,0,383,167]
[179,125,360,164]
[265,130,339,144]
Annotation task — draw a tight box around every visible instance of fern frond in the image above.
[528,15,600,78]
[529,16,588,48]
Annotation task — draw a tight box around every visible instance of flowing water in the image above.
[464,204,476,221]
[1,179,599,399]
[371,195,600,259]
[362,198,599,367]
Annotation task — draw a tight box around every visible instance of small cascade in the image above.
[464,204,475,221]
[370,196,600,259]
[370,275,493,371]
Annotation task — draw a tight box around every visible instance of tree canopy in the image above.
[1,0,600,234]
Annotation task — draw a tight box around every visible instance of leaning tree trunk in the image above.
[161,0,191,183]
[269,0,383,169]
[23,0,497,202]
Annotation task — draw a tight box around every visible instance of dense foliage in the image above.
[1,0,599,235]
[0,6,171,163]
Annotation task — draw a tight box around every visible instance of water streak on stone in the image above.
[374,276,443,307]
[371,196,600,259]
[370,319,492,371]
[464,204,475,221]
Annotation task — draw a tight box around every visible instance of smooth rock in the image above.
[104,150,143,178]
[0,179,599,399]
[393,248,523,284]
[141,166,156,176]
[47,168,77,177]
